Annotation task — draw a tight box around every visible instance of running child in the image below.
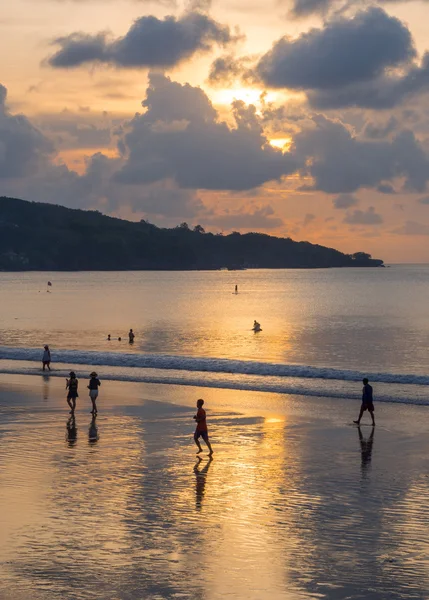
[193,399,213,456]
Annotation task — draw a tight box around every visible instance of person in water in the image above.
[193,399,213,456]
[42,345,51,371]
[235,285,238,294]
[66,371,79,414]
[354,378,375,426]
[88,372,101,415]
[107,334,111,341]
[253,320,261,331]
[129,329,135,344]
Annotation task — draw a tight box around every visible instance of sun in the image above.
[269,137,292,151]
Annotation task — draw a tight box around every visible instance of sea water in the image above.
[1,265,429,405]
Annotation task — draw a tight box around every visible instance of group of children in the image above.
[66,372,101,416]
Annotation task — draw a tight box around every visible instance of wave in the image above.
[0,345,428,386]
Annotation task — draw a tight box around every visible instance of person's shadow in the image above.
[194,457,213,510]
[358,426,374,477]
[66,416,77,447]
[88,415,99,444]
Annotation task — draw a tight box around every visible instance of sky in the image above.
[1,0,429,262]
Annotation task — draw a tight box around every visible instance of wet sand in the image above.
[1,374,429,600]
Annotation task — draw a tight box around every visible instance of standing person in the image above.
[354,378,375,426]
[235,285,238,294]
[66,371,79,414]
[88,372,101,415]
[128,329,135,344]
[193,399,213,456]
[42,345,51,371]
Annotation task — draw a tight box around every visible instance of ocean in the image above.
[1,265,428,405]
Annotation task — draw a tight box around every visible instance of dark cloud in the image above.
[376,183,396,194]
[392,220,429,235]
[309,53,429,109]
[344,207,383,225]
[364,117,398,139]
[114,73,298,190]
[287,0,429,19]
[257,8,414,91]
[35,112,113,150]
[292,115,429,193]
[207,204,284,230]
[0,84,54,179]
[332,193,359,209]
[418,196,429,205]
[47,12,235,69]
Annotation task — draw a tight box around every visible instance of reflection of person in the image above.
[354,378,375,426]
[193,399,214,456]
[66,371,79,414]
[129,329,135,344]
[88,372,101,415]
[194,457,213,510]
[358,426,374,474]
[88,415,99,444]
[42,345,51,371]
[66,415,77,446]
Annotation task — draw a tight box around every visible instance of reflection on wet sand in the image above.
[194,456,213,510]
[2,385,429,600]
[358,425,374,477]
[66,416,77,446]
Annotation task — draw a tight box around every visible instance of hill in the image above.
[0,197,384,270]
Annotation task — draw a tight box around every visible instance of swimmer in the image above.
[253,320,261,332]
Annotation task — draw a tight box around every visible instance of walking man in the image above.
[354,378,375,426]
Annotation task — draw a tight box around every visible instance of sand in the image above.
[1,373,429,600]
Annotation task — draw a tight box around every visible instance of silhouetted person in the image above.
[253,320,261,332]
[66,415,77,446]
[129,329,135,344]
[194,456,213,510]
[66,371,79,414]
[107,334,111,341]
[42,345,51,371]
[358,426,374,474]
[354,378,375,426]
[88,372,101,415]
[193,399,214,456]
[88,415,99,444]
[235,285,238,294]
[118,337,122,341]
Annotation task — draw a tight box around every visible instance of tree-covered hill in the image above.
[0,197,384,270]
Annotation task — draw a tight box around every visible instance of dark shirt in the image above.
[89,378,101,390]
[68,378,78,392]
[362,383,373,404]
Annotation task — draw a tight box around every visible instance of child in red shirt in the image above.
[193,399,213,456]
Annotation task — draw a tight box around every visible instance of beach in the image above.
[2,374,429,600]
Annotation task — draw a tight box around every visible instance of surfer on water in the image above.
[354,378,375,426]
[193,399,213,457]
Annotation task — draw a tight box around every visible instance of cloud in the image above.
[257,9,414,91]
[392,220,429,235]
[207,204,284,230]
[376,183,396,194]
[114,73,299,190]
[332,193,359,209]
[0,84,54,179]
[418,196,429,205]
[343,207,383,225]
[302,212,315,226]
[292,115,429,193]
[47,12,235,69]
